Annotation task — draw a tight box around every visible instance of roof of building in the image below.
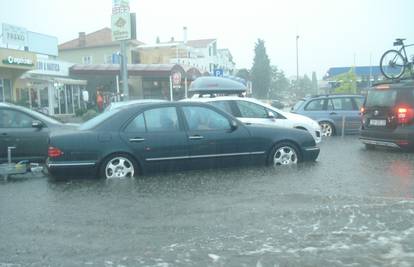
[324,66,382,79]
[186,39,216,48]
[59,28,144,50]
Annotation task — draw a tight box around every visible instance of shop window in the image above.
[1,79,12,102]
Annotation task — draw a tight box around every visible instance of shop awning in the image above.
[70,64,186,78]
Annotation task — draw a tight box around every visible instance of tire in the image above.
[99,154,137,179]
[319,121,335,137]
[268,142,301,166]
[380,49,406,79]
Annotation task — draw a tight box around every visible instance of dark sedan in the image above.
[46,102,320,179]
[0,102,77,163]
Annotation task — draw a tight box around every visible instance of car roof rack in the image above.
[373,77,414,87]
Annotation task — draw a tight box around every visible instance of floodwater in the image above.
[1,137,414,266]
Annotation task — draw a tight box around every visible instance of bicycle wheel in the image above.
[380,49,406,79]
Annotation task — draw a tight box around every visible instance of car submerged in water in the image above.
[46,101,320,179]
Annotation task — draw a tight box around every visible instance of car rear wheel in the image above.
[268,142,301,166]
[319,121,335,137]
[100,154,137,179]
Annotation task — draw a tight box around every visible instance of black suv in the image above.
[360,80,414,150]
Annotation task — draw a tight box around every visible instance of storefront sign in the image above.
[2,23,28,47]
[28,58,72,77]
[2,56,33,66]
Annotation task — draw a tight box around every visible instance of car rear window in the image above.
[365,90,397,108]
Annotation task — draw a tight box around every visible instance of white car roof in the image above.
[183,96,288,116]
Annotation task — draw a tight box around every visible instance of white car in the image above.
[183,96,322,143]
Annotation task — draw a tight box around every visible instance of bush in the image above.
[82,109,98,122]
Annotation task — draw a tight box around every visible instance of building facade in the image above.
[58,28,144,65]
[137,38,235,75]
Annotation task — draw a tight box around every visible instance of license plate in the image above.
[370,119,386,126]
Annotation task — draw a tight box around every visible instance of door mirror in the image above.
[230,120,238,131]
[267,111,276,119]
[32,120,44,129]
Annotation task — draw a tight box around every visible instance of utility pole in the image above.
[296,35,300,84]
[120,40,129,100]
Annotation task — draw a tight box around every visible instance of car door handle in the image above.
[129,138,145,143]
[329,112,337,115]
[1,133,8,136]
[189,135,204,140]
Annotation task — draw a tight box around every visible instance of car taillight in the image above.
[48,146,63,158]
[396,106,414,124]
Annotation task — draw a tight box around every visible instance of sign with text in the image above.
[111,13,132,41]
[172,72,182,88]
[2,23,28,47]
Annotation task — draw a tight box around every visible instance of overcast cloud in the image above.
[1,0,413,78]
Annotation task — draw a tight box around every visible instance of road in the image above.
[1,136,414,266]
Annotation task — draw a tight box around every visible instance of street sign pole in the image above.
[120,40,129,100]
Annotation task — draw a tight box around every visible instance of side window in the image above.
[332,98,354,110]
[183,106,230,131]
[209,101,233,115]
[125,113,146,133]
[236,101,268,118]
[0,109,33,128]
[305,99,325,111]
[353,97,364,110]
[145,107,179,132]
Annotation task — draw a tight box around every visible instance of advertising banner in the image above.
[2,23,28,47]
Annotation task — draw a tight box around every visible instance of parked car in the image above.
[291,94,365,136]
[104,99,167,112]
[0,102,78,163]
[46,102,320,179]
[184,96,322,143]
[360,80,414,150]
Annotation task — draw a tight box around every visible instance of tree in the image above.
[334,68,357,94]
[292,75,313,98]
[251,39,271,99]
[235,68,250,81]
[269,66,290,98]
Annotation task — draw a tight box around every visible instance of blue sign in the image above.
[214,68,224,77]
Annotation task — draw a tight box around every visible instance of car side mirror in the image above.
[267,111,276,119]
[230,120,238,131]
[32,120,44,129]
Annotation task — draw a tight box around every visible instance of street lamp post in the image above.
[296,35,300,84]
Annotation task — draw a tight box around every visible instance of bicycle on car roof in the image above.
[380,38,414,80]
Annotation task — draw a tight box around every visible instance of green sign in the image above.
[2,56,34,67]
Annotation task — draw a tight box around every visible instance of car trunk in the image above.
[363,87,414,130]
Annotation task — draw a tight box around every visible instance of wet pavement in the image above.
[1,136,414,266]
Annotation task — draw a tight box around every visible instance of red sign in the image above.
[172,72,181,88]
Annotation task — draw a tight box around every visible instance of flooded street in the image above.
[1,137,414,266]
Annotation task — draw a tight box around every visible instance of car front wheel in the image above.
[268,142,301,166]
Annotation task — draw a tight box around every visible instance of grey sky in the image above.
[1,0,413,79]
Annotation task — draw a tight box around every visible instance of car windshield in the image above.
[78,109,120,130]
[292,100,305,111]
[366,89,397,107]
